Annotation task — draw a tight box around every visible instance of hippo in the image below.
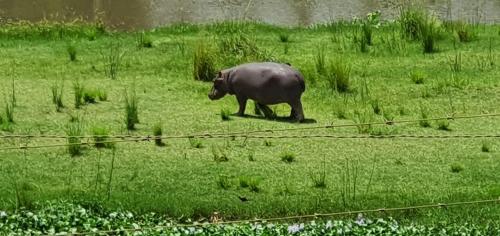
[208,62,305,122]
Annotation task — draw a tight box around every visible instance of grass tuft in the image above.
[124,87,139,131]
[153,122,165,147]
[193,40,216,82]
[450,163,464,173]
[189,138,203,148]
[73,80,84,109]
[410,70,426,84]
[217,175,232,190]
[67,43,77,61]
[103,43,125,80]
[212,146,229,162]
[436,119,451,131]
[66,116,84,157]
[92,126,114,149]
[399,7,426,40]
[419,105,431,128]
[278,33,290,43]
[280,152,296,163]
[137,31,153,48]
[51,80,64,112]
[481,142,491,152]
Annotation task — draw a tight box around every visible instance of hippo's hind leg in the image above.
[257,103,275,119]
[236,96,248,116]
[289,100,304,122]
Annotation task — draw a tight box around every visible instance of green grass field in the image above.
[0,14,499,227]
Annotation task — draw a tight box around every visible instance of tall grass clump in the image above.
[455,22,476,42]
[67,43,77,61]
[66,117,84,157]
[278,33,290,43]
[136,31,153,48]
[5,101,14,123]
[421,18,441,53]
[326,60,351,93]
[310,157,327,188]
[399,7,426,40]
[449,52,462,72]
[73,80,84,109]
[153,122,165,146]
[51,80,64,112]
[193,40,216,82]
[124,87,139,131]
[92,126,114,149]
[314,46,327,75]
[103,43,125,80]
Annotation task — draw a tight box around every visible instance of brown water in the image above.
[1,0,499,30]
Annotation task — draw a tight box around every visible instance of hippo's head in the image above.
[208,71,229,100]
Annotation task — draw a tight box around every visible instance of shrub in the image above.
[193,40,216,82]
[280,152,296,163]
[326,60,351,93]
[124,88,139,130]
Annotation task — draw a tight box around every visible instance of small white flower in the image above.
[0,211,7,218]
[109,212,118,218]
[325,220,333,229]
[127,212,134,218]
[27,212,34,217]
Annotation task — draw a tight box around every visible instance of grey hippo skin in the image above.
[208,62,305,122]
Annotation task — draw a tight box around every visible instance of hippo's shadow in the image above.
[232,114,317,124]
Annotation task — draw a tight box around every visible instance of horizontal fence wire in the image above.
[1,134,500,151]
[44,197,500,236]
[0,113,499,140]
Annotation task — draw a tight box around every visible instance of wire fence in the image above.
[45,197,500,236]
[1,133,500,151]
[1,112,499,141]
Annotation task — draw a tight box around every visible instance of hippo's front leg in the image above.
[236,96,248,116]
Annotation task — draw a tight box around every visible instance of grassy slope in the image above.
[0,22,499,224]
